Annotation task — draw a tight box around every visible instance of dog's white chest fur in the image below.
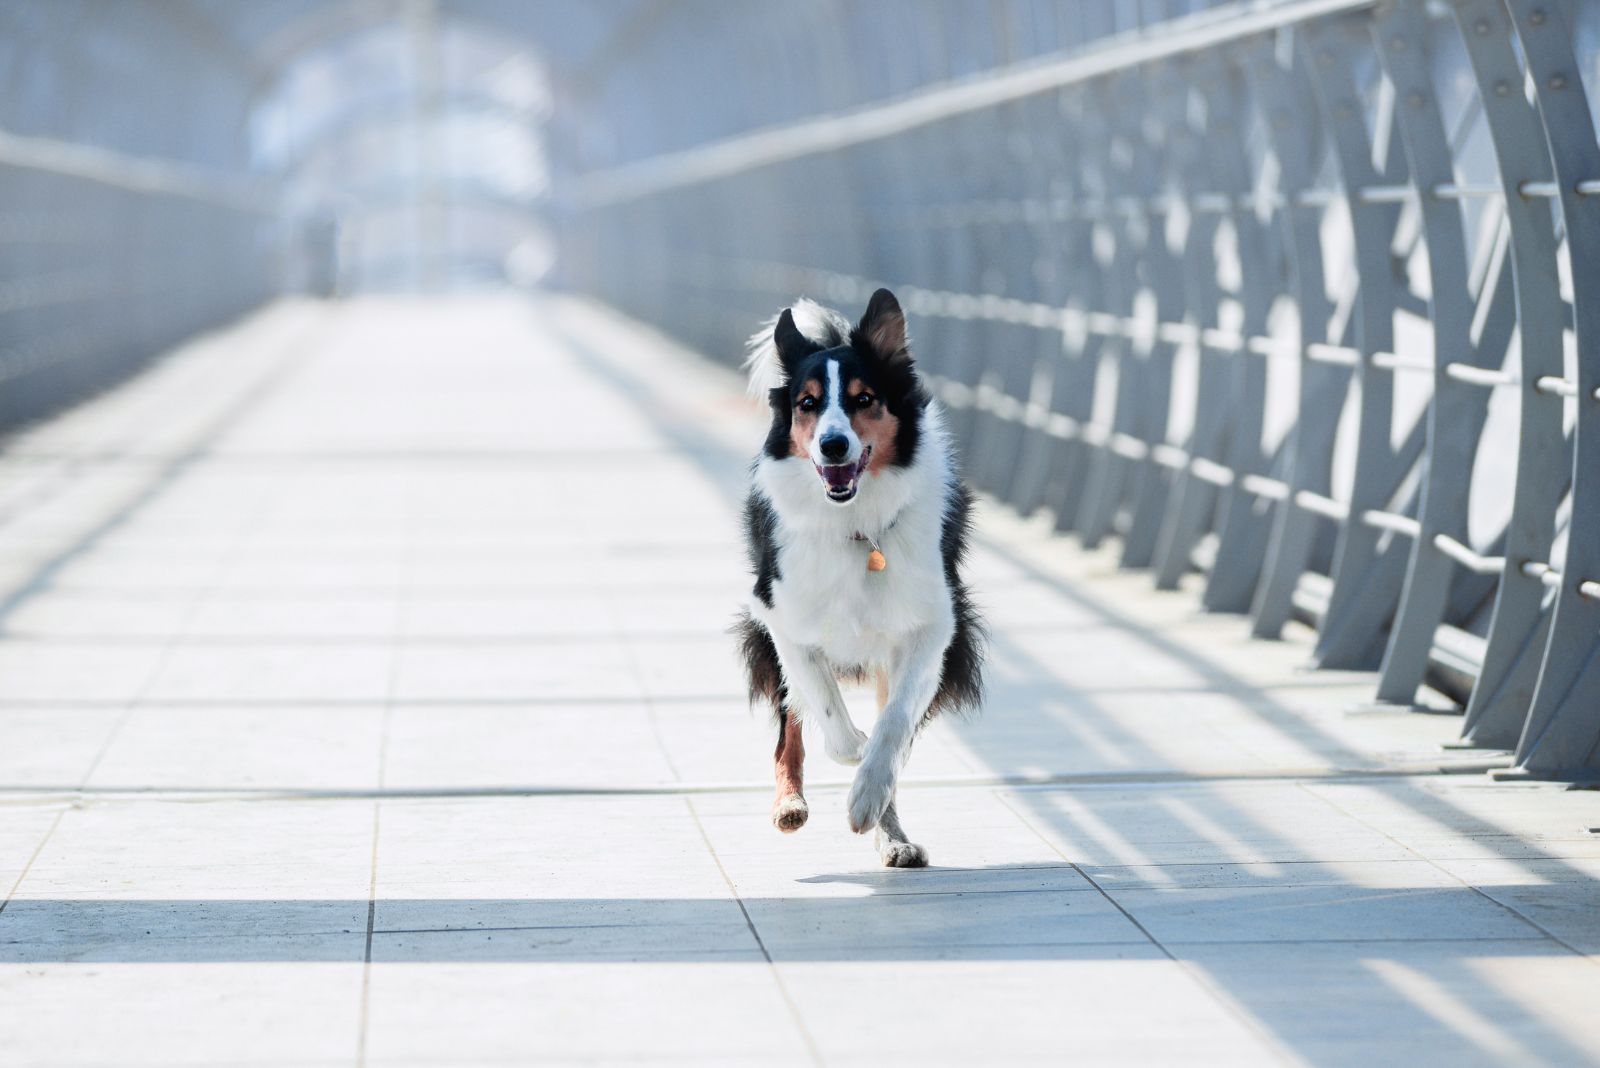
[767,524,946,669]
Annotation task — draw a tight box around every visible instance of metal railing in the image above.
[0,129,277,429]
[567,0,1600,783]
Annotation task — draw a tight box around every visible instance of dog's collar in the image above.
[850,519,895,573]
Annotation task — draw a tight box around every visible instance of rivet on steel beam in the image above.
[1530,9,1546,26]
[1474,19,1490,35]
[1494,80,1511,97]
[1408,92,1427,108]
[1549,73,1568,90]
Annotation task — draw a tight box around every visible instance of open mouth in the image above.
[815,446,871,504]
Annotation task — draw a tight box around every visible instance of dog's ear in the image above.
[774,308,821,377]
[854,288,910,366]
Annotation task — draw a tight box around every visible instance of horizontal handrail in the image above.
[0,127,277,212]
[574,0,1379,206]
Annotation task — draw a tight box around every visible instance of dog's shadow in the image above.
[797,861,1087,895]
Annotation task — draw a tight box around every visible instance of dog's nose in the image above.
[819,434,851,463]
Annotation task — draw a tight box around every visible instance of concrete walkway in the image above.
[0,295,1596,1066]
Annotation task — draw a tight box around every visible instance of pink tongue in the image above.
[822,465,855,489]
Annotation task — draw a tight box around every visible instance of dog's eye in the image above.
[855,393,876,410]
[796,396,818,413]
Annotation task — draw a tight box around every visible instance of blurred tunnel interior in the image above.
[0,0,1203,421]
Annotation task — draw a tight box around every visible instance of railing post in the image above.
[1301,15,1413,668]
[1502,0,1600,780]
[1076,74,1161,550]
[1117,65,1189,570]
[1439,0,1568,749]
[1150,56,1227,590]
[1198,57,1281,614]
[1367,0,1485,704]
[1244,34,1350,639]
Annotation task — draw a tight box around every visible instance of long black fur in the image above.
[928,479,985,720]
[734,610,785,718]
[744,490,782,609]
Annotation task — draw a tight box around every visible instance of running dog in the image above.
[734,288,984,868]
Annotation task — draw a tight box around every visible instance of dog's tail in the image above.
[742,298,850,396]
[731,610,785,721]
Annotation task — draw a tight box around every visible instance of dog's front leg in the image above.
[847,621,950,834]
[768,630,868,765]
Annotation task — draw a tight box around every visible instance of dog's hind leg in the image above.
[874,796,929,867]
[771,708,808,833]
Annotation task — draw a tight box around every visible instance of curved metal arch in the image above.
[1149,58,1233,588]
[972,94,1063,500]
[1244,32,1349,639]
[1502,0,1600,780]
[1005,89,1090,518]
[1195,58,1280,612]
[1300,15,1412,669]
[1444,0,1568,749]
[1033,91,1113,532]
[1366,0,1484,703]
[1073,73,1164,549]
[1112,63,1190,570]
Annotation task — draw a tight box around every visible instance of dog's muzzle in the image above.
[815,445,871,504]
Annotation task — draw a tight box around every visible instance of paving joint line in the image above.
[994,790,1301,1064]
[0,806,68,917]
[684,796,825,1067]
[357,497,412,1068]
[0,761,1516,807]
[1293,780,1600,966]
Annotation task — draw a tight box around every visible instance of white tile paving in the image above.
[0,295,1593,1065]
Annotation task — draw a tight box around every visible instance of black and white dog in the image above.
[735,289,983,868]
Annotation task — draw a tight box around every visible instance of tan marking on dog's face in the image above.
[788,380,824,459]
[846,379,899,472]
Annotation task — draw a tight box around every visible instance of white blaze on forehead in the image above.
[811,358,860,463]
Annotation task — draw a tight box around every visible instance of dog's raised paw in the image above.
[772,793,809,833]
[880,841,929,868]
[825,724,869,766]
[846,762,894,833]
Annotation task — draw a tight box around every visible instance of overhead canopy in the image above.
[180,0,651,89]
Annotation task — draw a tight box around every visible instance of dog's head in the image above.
[762,289,926,505]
